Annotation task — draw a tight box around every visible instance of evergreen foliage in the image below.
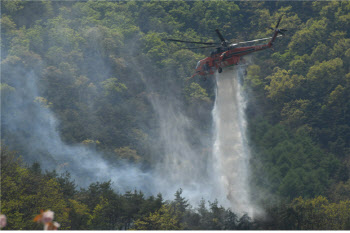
[1,1,350,230]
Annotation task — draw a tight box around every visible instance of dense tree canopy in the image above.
[1,1,350,230]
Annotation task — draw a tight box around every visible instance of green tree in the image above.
[1,148,70,230]
[132,205,182,230]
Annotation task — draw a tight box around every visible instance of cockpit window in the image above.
[196,61,201,69]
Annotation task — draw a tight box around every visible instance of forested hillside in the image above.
[1,1,350,230]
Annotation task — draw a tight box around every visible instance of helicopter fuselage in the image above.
[191,29,280,78]
[167,17,285,79]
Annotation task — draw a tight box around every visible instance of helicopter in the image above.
[167,16,287,79]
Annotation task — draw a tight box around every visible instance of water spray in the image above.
[211,66,260,217]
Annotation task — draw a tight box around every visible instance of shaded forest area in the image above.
[1,1,350,230]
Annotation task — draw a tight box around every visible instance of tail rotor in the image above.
[269,16,288,35]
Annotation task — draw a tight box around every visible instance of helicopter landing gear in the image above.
[218,67,223,73]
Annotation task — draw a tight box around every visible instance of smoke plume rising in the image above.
[1,65,153,193]
[2,5,261,216]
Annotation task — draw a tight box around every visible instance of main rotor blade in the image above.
[183,45,218,49]
[236,35,283,45]
[215,29,226,43]
[166,38,219,45]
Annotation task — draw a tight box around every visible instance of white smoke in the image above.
[2,61,262,217]
[1,68,153,193]
[2,17,262,217]
[2,54,264,218]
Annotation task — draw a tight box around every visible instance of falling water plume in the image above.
[212,67,259,217]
